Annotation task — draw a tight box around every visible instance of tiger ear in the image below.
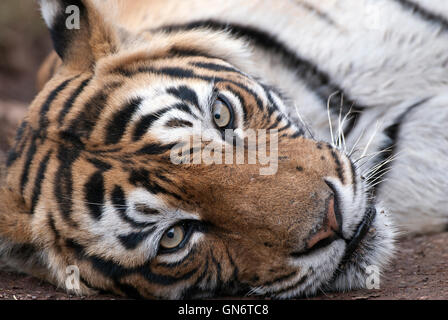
[39,0,119,70]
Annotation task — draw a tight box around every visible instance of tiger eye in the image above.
[160,225,185,250]
[212,98,232,128]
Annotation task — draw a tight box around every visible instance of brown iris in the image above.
[160,225,185,250]
[212,97,233,129]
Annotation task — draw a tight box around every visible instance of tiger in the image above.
[1,0,448,299]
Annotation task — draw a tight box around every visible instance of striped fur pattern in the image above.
[1,0,448,298]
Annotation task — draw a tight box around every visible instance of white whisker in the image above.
[294,103,314,138]
[327,91,340,147]
[348,128,367,157]
[367,178,390,189]
[339,105,353,154]
[362,152,401,178]
[360,120,382,158]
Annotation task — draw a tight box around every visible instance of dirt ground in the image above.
[0,0,447,301]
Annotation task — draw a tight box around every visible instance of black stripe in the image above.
[190,61,242,74]
[86,157,112,171]
[273,273,310,296]
[117,230,155,250]
[54,145,81,223]
[157,20,365,135]
[277,122,292,132]
[182,266,213,298]
[89,147,122,154]
[185,259,210,297]
[265,90,281,117]
[48,212,61,242]
[39,76,78,132]
[133,262,198,286]
[225,248,238,285]
[392,0,448,31]
[68,82,122,140]
[168,46,216,59]
[290,129,305,138]
[159,67,195,78]
[209,250,223,289]
[128,168,183,201]
[111,185,155,228]
[330,148,345,184]
[115,63,265,113]
[294,1,338,26]
[134,204,160,215]
[166,85,201,111]
[30,150,52,213]
[369,98,429,193]
[225,82,264,113]
[111,185,126,211]
[132,106,173,141]
[105,97,142,145]
[171,102,196,118]
[165,118,193,128]
[136,143,176,155]
[223,83,264,133]
[58,77,92,125]
[267,114,284,130]
[66,239,198,286]
[156,247,196,269]
[84,171,105,220]
[20,77,75,193]
[58,130,86,150]
[350,159,357,195]
[12,120,28,145]
[154,171,174,185]
[68,91,108,139]
[6,121,28,167]
[19,133,38,194]
[224,86,248,125]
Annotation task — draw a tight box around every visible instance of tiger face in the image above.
[0,0,394,299]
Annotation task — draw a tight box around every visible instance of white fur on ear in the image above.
[39,0,62,29]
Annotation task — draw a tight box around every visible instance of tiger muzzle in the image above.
[304,196,343,254]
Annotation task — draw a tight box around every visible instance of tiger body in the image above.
[0,0,447,298]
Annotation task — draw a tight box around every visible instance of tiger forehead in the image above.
[101,51,246,82]
[30,55,282,147]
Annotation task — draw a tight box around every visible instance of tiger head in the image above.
[0,0,395,299]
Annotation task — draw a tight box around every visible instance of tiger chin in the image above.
[0,0,397,299]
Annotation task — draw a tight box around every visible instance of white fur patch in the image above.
[40,0,61,28]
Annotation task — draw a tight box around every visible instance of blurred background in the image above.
[0,1,51,101]
[0,1,52,162]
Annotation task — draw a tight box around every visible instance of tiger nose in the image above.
[305,197,342,251]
